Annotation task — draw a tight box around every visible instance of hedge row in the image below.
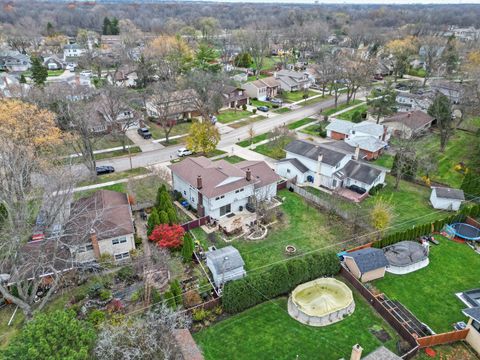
[222,251,340,314]
[372,203,480,249]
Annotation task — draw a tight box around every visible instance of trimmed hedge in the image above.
[372,203,480,248]
[222,251,340,314]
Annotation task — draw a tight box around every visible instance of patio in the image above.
[217,209,257,235]
[336,188,368,203]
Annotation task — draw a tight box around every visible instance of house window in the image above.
[114,252,130,261]
[235,188,244,193]
[287,169,291,174]
[78,244,93,253]
[112,237,127,246]
[183,191,186,195]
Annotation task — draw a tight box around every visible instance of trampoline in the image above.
[448,223,480,241]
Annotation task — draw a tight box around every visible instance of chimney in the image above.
[90,229,101,260]
[350,344,363,360]
[315,154,323,187]
[354,145,360,161]
[246,168,251,181]
[197,175,203,189]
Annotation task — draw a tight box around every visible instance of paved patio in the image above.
[337,188,368,203]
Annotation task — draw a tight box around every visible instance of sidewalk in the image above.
[68,144,137,158]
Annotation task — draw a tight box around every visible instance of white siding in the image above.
[430,191,462,211]
[276,162,307,182]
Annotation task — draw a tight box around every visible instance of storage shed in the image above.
[343,248,389,282]
[205,246,246,288]
[430,187,465,211]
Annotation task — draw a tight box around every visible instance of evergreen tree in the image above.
[30,56,48,86]
[181,234,194,263]
[159,210,169,224]
[167,208,178,225]
[147,209,160,236]
[111,17,120,35]
[102,17,112,35]
[19,74,26,84]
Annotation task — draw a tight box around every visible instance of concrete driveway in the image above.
[126,129,164,152]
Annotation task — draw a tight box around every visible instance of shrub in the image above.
[222,251,340,314]
[99,289,112,301]
[252,108,257,114]
[192,308,210,322]
[88,283,103,297]
[134,234,142,247]
[351,110,362,123]
[272,104,279,109]
[151,288,162,304]
[117,266,135,282]
[164,290,177,309]
[170,279,182,300]
[159,210,169,225]
[181,233,195,262]
[368,184,384,196]
[87,309,106,326]
[183,290,202,308]
[242,104,247,111]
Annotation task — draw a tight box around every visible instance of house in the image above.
[169,156,279,220]
[107,66,138,87]
[92,99,137,133]
[430,187,465,211]
[395,91,433,112]
[376,59,394,77]
[66,190,136,264]
[343,248,389,282]
[43,55,64,70]
[242,76,280,101]
[326,120,388,160]
[146,89,200,121]
[231,72,248,83]
[63,43,86,60]
[274,69,311,92]
[430,80,463,104]
[462,307,480,355]
[276,140,387,193]
[206,246,246,288]
[383,111,434,139]
[0,51,31,72]
[222,85,249,109]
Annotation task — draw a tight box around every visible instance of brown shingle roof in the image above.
[383,111,434,131]
[236,160,280,189]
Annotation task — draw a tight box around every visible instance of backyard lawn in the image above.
[280,90,318,103]
[373,154,394,169]
[412,131,475,188]
[194,291,401,360]
[216,109,251,124]
[374,236,480,333]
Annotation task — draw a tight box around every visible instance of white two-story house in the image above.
[170,157,279,220]
[63,44,86,60]
[274,69,311,92]
[276,140,387,193]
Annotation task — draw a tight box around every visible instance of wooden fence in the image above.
[277,180,287,191]
[181,216,210,231]
[340,267,419,359]
[417,329,469,348]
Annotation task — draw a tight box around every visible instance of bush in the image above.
[164,290,177,309]
[88,283,103,297]
[170,279,182,299]
[183,290,202,308]
[192,308,210,322]
[99,289,112,301]
[351,110,362,123]
[252,108,257,114]
[368,184,384,196]
[98,253,114,268]
[222,251,340,314]
[134,234,142,247]
[181,233,195,262]
[242,104,247,111]
[117,266,135,282]
[272,104,279,109]
[87,309,106,326]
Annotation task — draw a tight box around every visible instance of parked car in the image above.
[348,185,366,194]
[177,148,193,157]
[80,70,92,77]
[137,127,152,139]
[270,98,283,105]
[257,105,270,112]
[96,166,115,175]
[65,63,76,71]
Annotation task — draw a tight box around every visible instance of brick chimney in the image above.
[350,344,363,360]
[197,175,203,189]
[246,168,251,181]
[354,145,360,161]
[90,229,101,259]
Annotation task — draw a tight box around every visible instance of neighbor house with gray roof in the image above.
[383,111,434,139]
[206,246,246,288]
[276,139,387,194]
[430,187,465,211]
[169,156,279,220]
[274,69,311,92]
[242,76,280,101]
[343,248,389,282]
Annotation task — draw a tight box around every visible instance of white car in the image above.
[177,148,193,157]
[65,63,76,71]
[80,70,92,77]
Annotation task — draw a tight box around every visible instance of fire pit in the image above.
[285,245,297,255]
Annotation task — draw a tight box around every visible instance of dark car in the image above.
[257,105,270,112]
[137,127,152,139]
[96,166,115,175]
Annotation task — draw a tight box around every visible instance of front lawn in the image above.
[336,104,368,121]
[77,167,150,187]
[412,131,475,188]
[217,155,245,164]
[253,142,286,160]
[287,117,316,130]
[280,90,318,103]
[146,120,192,140]
[250,99,271,108]
[229,115,267,129]
[274,107,291,114]
[322,99,363,117]
[194,292,401,360]
[216,110,251,124]
[237,132,269,147]
[374,236,480,333]
[300,122,327,137]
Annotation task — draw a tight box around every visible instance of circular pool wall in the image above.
[288,278,355,327]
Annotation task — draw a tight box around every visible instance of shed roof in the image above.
[383,111,434,131]
[432,187,465,201]
[206,246,245,273]
[345,248,389,273]
[463,306,480,322]
[362,346,402,360]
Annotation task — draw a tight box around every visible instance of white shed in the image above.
[430,187,465,211]
[205,246,246,288]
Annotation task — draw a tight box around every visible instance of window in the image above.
[78,244,93,253]
[183,190,186,195]
[114,252,130,261]
[235,188,244,193]
[287,169,291,174]
[112,237,127,246]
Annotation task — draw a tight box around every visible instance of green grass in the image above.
[93,135,134,151]
[253,143,286,160]
[407,67,426,77]
[247,74,268,82]
[147,120,192,140]
[204,149,226,158]
[250,99,271,108]
[322,99,363,117]
[336,104,368,121]
[374,236,480,333]
[300,94,332,106]
[47,69,65,77]
[74,183,127,200]
[94,147,141,161]
[372,154,394,169]
[274,107,291,114]
[194,292,401,360]
[77,167,150,187]
[412,131,475,188]
[229,115,267,129]
[0,305,25,349]
[288,118,316,130]
[216,110,251,124]
[261,56,279,71]
[217,155,246,164]
[304,175,449,234]
[280,90,318,103]
[300,122,327,137]
[237,133,269,147]
[216,190,350,270]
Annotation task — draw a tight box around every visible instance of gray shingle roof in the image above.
[463,307,480,322]
[345,248,388,273]
[339,160,382,185]
[277,158,309,173]
[433,187,465,200]
[206,246,245,273]
[284,140,348,167]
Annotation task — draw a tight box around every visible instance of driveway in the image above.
[126,129,164,152]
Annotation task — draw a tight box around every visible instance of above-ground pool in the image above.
[383,241,429,275]
[448,223,480,241]
[288,278,355,327]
